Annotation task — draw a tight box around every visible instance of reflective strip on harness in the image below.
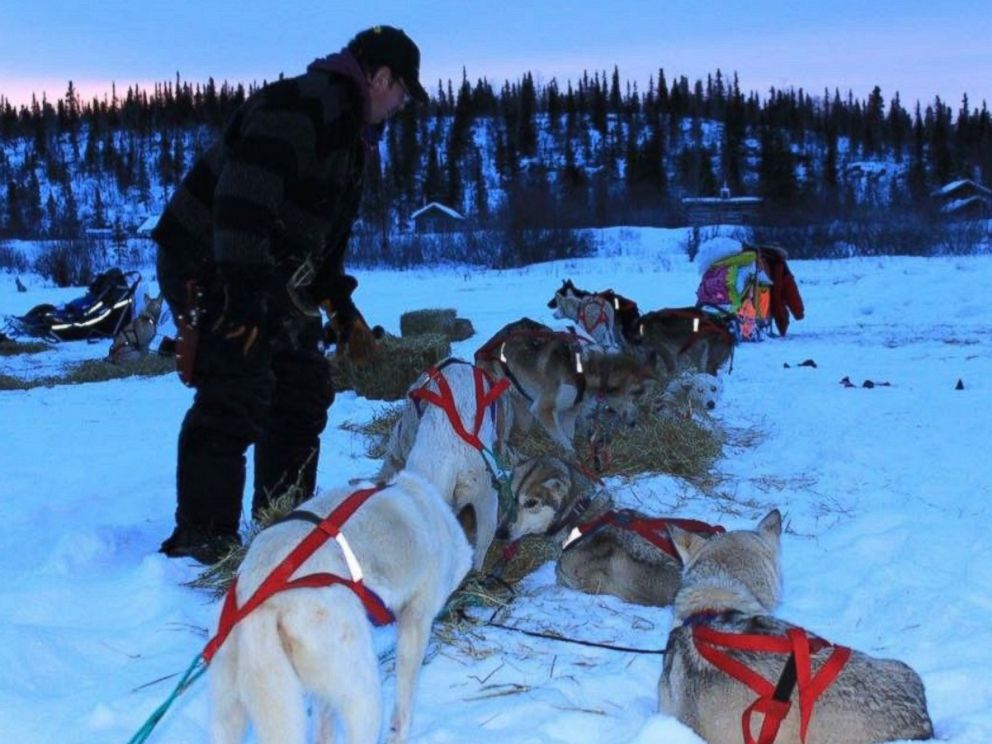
[692,624,852,744]
[202,486,394,663]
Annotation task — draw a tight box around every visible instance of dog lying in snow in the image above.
[497,455,724,606]
[654,371,723,419]
[658,510,934,744]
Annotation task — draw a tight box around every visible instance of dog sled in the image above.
[696,244,804,341]
[3,268,142,343]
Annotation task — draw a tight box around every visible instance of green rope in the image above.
[480,445,516,524]
[126,652,208,744]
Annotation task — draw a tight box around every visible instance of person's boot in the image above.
[161,416,248,564]
[159,524,241,564]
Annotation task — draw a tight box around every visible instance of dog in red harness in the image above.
[659,510,934,744]
[635,306,736,378]
[376,358,509,571]
[497,455,725,606]
[474,318,655,451]
[209,471,473,744]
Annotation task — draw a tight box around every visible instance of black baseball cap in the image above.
[348,25,428,104]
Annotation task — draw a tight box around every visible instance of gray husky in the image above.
[658,510,934,744]
[474,318,654,451]
[499,455,723,606]
[109,292,164,363]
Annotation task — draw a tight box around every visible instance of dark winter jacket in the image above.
[152,51,373,317]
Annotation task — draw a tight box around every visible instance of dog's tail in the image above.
[214,609,308,743]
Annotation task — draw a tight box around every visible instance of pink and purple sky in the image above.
[1,1,988,113]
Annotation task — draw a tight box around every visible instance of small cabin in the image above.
[409,202,466,233]
[930,180,992,220]
[681,185,763,225]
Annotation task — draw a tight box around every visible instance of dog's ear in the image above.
[668,524,709,566]
[540,476,570,503]
[757,509,782,542]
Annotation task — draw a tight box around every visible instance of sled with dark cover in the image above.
[4,268,141,342]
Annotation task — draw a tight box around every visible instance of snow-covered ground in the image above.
[1,227,990,743]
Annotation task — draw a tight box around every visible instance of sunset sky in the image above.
[2,0,988,113]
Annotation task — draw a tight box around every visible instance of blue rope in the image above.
[126,652,208,744]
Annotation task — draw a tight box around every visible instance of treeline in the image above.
[1,67,990,242]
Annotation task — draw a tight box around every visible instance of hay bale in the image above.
[327,332,451,401]
[449,317,475,341]
[400,308,457,337]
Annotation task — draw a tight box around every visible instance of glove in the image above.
[332,309,378,365]
[212,264,268,355]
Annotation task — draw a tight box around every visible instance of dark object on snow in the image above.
[15,276,27,293]
[840,376,855,388]
[798,358,817,368]
[5,268,141,342]
[862,379,892,389]
[955,379,965,390]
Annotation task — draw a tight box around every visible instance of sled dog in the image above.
[549,290,622,350]
[499,455,723,606]
[474,318,654,451]
[635,307,735,377]
[655,371,723,419]
[109,292,163,363]
[209,471,472,744]
[658,510,934,744]
[376,359,506,571]
[547,279,642,347]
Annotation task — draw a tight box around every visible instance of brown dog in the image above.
[635,307,736,377]
[474,318,654,451]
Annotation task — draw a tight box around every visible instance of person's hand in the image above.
[212,265,267,355]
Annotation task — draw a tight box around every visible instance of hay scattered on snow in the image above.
[509,394,724,482]
[63,353,176,383]
[186,486,306,597]
[0,352,176,390]
[328,332,451,401]
[0,338,48,356]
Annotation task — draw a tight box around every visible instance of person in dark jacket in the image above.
[154,26,428,564]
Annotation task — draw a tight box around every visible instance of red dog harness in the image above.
[563,511,725,559]
[578,296,611,336]
[203,486,394,663]
[409,360,509,452]
[691,622,852,744]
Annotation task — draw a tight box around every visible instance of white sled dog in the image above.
[376,358,508,571]
[658,510,934,744]
[209,472,472,744]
